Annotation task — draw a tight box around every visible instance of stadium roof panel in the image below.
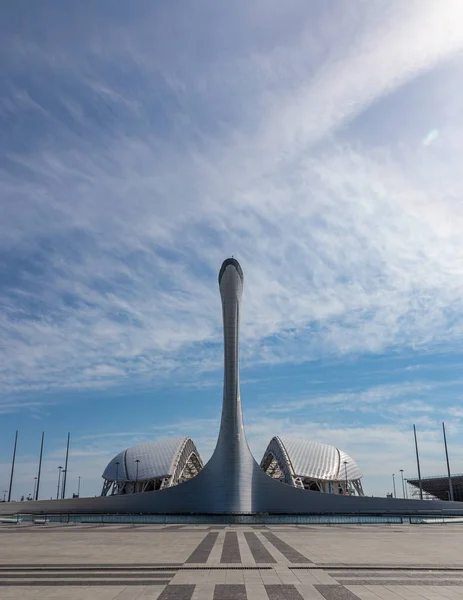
[103,437,192,482]
[262,436,363,482]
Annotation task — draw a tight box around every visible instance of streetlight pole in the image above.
[343,460,348,495]
[413,424,423,500]
[135,459,140,493]
[61,470,66,499]
[35,432,44,501]
[77,476,81,498]
[442,422,454,502]
[8,431,18,502]
[400,469,405,499]
[56,466,63,500]
[62,432,70,500]
[3,490,7,502]
[392,474,396,498]
[33,477,38,500]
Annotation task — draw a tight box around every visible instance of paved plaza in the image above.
[1,523,463,599]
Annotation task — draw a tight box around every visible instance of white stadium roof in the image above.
[103,437,201,483]
[261,436,363,482]
[102,434,363,497]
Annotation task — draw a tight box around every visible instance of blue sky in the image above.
[2,0,463,501]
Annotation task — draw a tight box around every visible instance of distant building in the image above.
[407,474,463,502]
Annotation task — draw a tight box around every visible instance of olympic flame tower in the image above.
[195,258,267,512]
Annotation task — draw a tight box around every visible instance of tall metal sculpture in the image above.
[184,257,275,512]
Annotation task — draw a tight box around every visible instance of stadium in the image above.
[101,436,364,497]
[101,438,203,496]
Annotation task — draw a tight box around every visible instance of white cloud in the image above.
[273,0,463,151]
[262,382,438,414]
[2,0,463,403]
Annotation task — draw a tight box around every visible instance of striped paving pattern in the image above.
[213,583,247,599]
[2,524,463,599]
[262,531,313,564]
[158,584,196,599]
[220,532,241,563]
[243,532,277,564]
[265,584,305,599]
[185,532,219,563]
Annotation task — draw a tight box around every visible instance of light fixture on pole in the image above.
[56,466,63,500]
[399,469,405,499]
[343,460,348,495]
[392,473,396,498]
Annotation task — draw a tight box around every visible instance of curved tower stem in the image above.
[217,258,245,446]
[195,258,261,512]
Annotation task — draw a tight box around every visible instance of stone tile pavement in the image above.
[1,523,463,598]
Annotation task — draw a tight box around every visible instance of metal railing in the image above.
[2,512,463,525]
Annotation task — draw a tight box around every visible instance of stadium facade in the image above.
[2,258,463,516]
[102,437,364,498]
[260,437,364,496]
[408,474,463,502]
[101,438,203,496]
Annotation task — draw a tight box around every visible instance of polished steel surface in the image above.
[190,257,268,512]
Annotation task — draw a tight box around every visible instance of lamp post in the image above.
[392,474,396,498]
[56,466,63,500]
[8,431,18,503]
[77,476,81,498]
[404,478,409,499]
[135,459,140,492]
[413,424,423,500]
[61,470,66,499]
[3,490,7,502]
[33,477,38,500]
[400,469,405,499]
[343,460,348,495]
[62,432,70,500]
[35,432,44,501]
[442,422,454,502]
